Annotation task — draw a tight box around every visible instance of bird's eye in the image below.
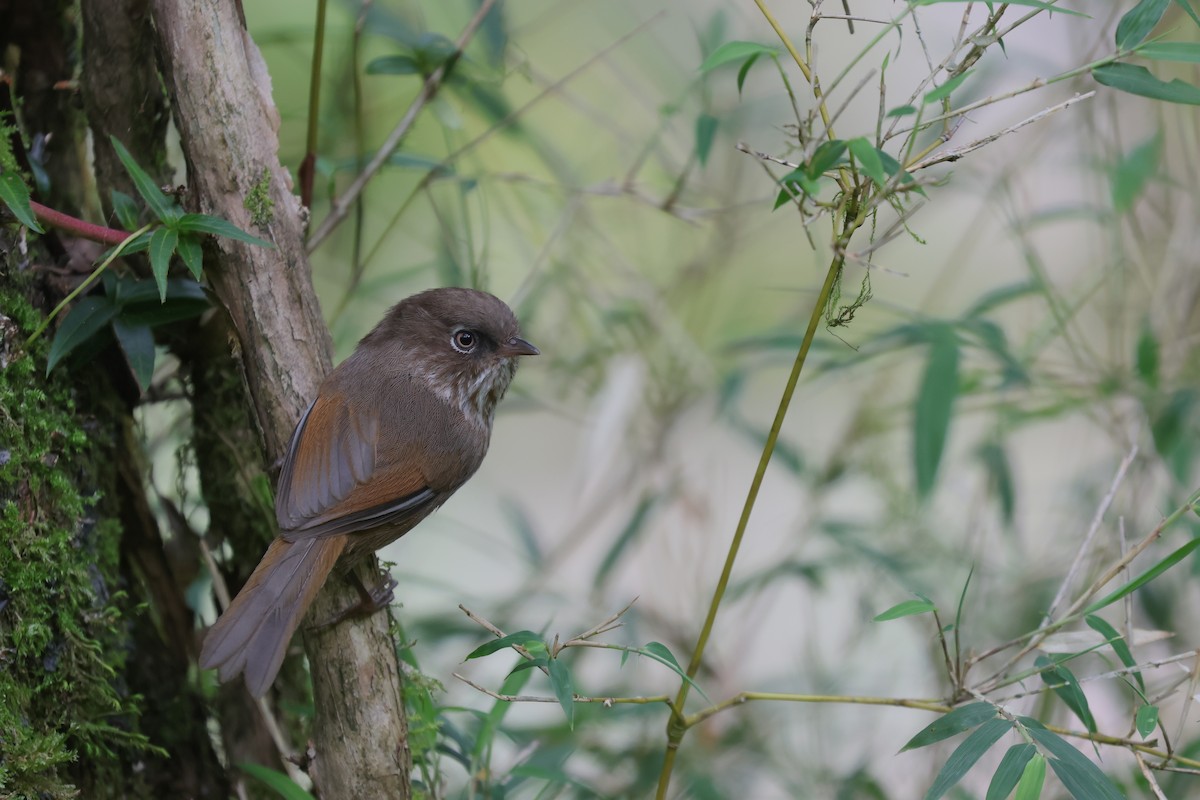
[451,329,477,353]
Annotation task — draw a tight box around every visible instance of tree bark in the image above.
[149,1,410,796]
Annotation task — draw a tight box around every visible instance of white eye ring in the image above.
[451,329,478,353]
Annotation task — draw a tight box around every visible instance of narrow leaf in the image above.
[924,717,1011,800]
[912,0,1088,16]
[978,443,1015,525]
[1036,655,1096,733]
[924,70,973,104]
[465,630,543,660]
[111,318,156,392]
[1022,719,1126,800]
[1173,0,1200,28]
[1014,754,1046,800]
[1084,615,1143,692]
[594,496,656,587]
[1135,704,1159,738]
[901,702,998,752]
[1139,41,1200,62]
[148,227,178,302]
[0,171,44,232]
[695,113,718,167]
[176,213,273,247]
[1093,62,1200,105]
[1110,134,1161,213]
[886,105,918,117]
[808,140,848,178]
[1082,536,1200,615]
[176,234,204,280]
[1135,320,1160,388]
[699,41,777,72]
[848,137,886,188]
[111,190,140,230]
[986,743,1036,800]
[46,297,118,373]
[1116,0,1170,50]
[239,763,316,800]
[548,657,574,728]
[874,598,937,621]
[365,55,421,75]
[110,136,177,223]
[736,53,762,95]
[914,326,960,498]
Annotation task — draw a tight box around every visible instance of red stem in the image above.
[30,200,130,245]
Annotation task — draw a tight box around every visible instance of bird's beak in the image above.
[503,336,540,357]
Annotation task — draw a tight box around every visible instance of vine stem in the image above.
[654,246,849,799]
[25,223,152,347]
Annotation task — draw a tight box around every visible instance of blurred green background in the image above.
[172,1,1200,797]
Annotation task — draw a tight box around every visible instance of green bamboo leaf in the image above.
[736,53,762,95]
[886,105,918,117]
[1173,0,1200,28]
[0,170,44,232]
[1093,62,1200,105]
[111,318,155,392]
[914,325,960,498]
[110,136,178,223]
[1136,704,1159,738]
[548,657,574,728]
[1022,719,1125,800]
[1116,0,1170,50]
[148,227,178,302]
[111,189,140,230]
[699,41,777,72]
[465,630,543,660]
[637,641,710,702]
[808,140,848,178]
[978,443,1015,525]
[1139,41,1200,62]
[471,665,534,762]
[176,213,274,247]
[46,296,118,373]
[1135,319,1160,388]
[594,496,656,587]
[924,717,1011,800]
[239,763,316,800]
[365,55,421,75]
[924,70,973,104]
[1014,754,1046,800]
[1035,655,1096,733]
[1082,536,1200,615]
[873,597,937,622]
[1110,134,1161,213]
[986,743,1036,800]
[1084,615,1143,693]
[774,169,821,209]
[901,702,998,752]
[176,233,204,280]
[848,137,886,187]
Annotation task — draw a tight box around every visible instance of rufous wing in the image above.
[275,392,437,538]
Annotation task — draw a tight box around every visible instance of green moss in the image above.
[0,291,156,800]
[243,168,275,228]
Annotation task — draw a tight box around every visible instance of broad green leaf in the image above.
[1082,536,1200,615]
[46,296,118,373]
[507,656,549,674]
[912,0,1088,16]
[111,318,155,392]
[1116,0,1170,50]
[848,137,886,187]
[149,227,179,302]
[699,41,777,72]
[1084,615,1143,692]
[1110,134,1161,213]
[736,53,762,95]
[924,717,1011,800]
[874,598,937,621]
[695,113,718,167]
[1014,754,1046,800]
[1092,62,1200,105]
[1135,704,1158,738]
[1022,719,1125,800]
[886,105,918,117]
[111,190,140,230]
[808,140,848,178]
[924,70,973,104]
[0,170,44,232]
[465,630,543,660]
[774,170,821,209]
[986,743,1036,800]
[914,325,960,498]
[176,233,204,280]
[1135,319,1160,388]
[176,213,273,247]
[239,763,316,800]
[1036,655,1096,733]
[901,702,998,752]
[547,657,574,728]
[1139,41,1200,62]
[365,55,421,75]
[110,136,178,223]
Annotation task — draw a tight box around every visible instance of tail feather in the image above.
[200,536,346,697]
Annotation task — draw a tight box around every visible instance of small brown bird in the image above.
[199,287,538,696]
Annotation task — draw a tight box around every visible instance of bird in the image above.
[199,287,538,697]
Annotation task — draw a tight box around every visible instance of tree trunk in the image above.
[148,1,411,796]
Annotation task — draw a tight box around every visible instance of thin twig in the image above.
[453,673,671,706]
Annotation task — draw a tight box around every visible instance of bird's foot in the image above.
[310,571,397,630]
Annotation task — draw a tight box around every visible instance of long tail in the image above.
[200,536,346,697]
